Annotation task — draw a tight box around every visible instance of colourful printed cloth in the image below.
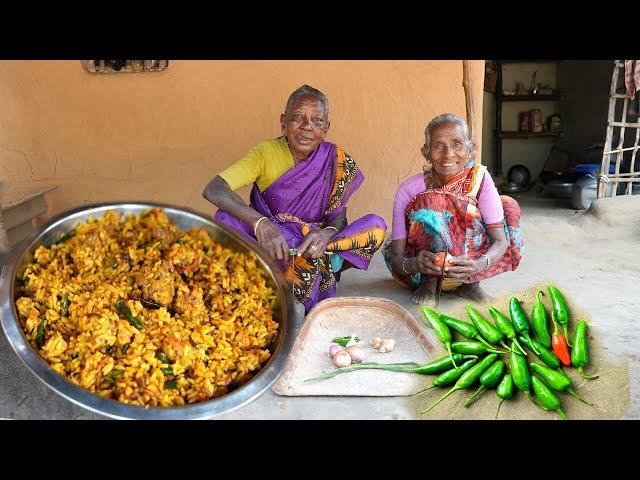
[215,141,387,312]
[624,60,640,100]
[625,60,640,117]
[383,163,523,291]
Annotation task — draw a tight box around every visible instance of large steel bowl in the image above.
[0,202,294,419]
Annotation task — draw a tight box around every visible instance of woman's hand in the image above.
[255,220,289,262]
[297,229,334,260]
[415,250,443,276]
[445,255,483,279]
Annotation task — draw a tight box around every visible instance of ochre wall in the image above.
[0,60,484,227]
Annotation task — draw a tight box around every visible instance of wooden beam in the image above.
[462,60,476,149]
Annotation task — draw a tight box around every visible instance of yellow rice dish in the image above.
[15,209,279,407]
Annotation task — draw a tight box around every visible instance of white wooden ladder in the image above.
[598,60,640,198]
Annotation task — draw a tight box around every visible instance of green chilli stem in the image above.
[531,397,549,412]
[446,342,458,369]
[476,336,496,350]
[500,340,512,352]
[562,324,572,347]
[409,384,437,396]
[495,399,505,419]
[464,386,486,408]
[567,388,593,406]
[522,333,540,355]
[421,386,460,414]
[512,337,528,356]
[557,408,567,420]
[578,366,599,380]
[487,348,509,354]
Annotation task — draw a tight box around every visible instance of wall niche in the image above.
[83,60,168,74]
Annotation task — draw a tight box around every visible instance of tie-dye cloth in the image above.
[383,162,522,291]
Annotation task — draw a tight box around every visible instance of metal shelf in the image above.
[499,60,562,64]
[494,59,563,176]
[500,131,563,139]
[499,95,562,102]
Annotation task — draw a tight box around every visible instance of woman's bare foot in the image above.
[411,277,438,305]
[456,282,494,303]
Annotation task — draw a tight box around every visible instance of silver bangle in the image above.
[401,257,412,275]
[324,226,339,234]
[481,254,491,271]
[253,216,268,237]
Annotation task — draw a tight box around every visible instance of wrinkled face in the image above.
[280,94,330,159]
[422,122,470,179]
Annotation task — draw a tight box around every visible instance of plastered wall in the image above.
[0,60,484,227]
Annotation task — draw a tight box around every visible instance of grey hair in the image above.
[422,113,474,155]
[284,85,329,118]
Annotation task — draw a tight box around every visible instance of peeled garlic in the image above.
[371,337,383,349]
[332,350,352,368]
[379,338,396,353]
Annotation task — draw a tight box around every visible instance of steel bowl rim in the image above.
[0,201,294,419]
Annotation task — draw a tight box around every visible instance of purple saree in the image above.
[214,141,387,312]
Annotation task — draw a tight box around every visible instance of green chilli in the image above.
[531,291,552,347]
[547,285,572,346]
[510,345,532,399]
[529,362,592,405]
[464,360,506,407]
[495,373,514,419]
[531,375,567,419]
[451,341,505,355]
[35,317,46,348]
[509,297,540,355]
[488,305,527,355]
[466,305,509,350]
[421,307,457,368]
[60,293,71,318]
[410,359,477,396]
[518,335,562,369]
[571,320,599,380]
[164,380,179,390]
[115,300,144,330]
[106,369,125,379]
[440,315,495,349]
[156,350,171,364]
[421,353,498,414]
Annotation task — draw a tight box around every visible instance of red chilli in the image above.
[552,332,571,367]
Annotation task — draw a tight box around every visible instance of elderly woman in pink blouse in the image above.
[382,113,523,305]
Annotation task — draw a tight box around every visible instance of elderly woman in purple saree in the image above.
[203,85,387,312]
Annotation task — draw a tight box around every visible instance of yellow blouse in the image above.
[218,137,294,192]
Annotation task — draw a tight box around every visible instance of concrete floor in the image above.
[1,190,637,419]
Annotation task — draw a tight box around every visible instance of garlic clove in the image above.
[371,337,383,349]
[379,338,396,353]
